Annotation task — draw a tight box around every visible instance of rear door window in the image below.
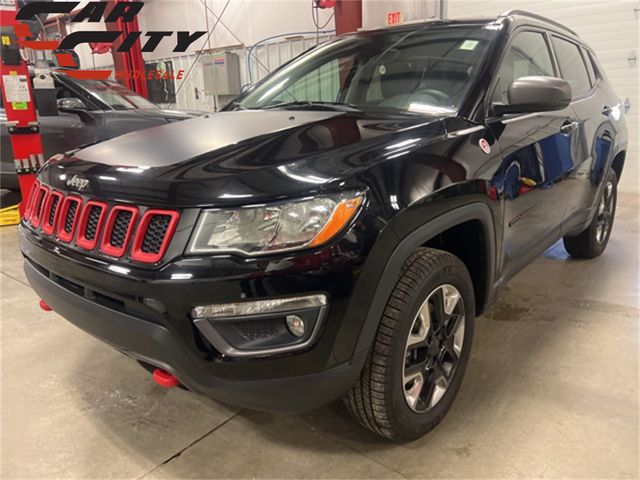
[552,36,592,97]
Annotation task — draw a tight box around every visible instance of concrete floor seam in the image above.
[137,411,241,480]
[0,270,29,288]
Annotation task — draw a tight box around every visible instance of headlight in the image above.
[187,192,363,255]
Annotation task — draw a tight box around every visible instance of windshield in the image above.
[238,24,496,115]
[75,79,158,110]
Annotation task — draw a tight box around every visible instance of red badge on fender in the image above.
[479,138,491,154]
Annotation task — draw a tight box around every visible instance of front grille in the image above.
[64,201,78,233]
[48,195,60,226]
[24,181,40,220]
[35,190,46,218]
[31,187,48,227]
[141,214,171,254]
[85,206,102,241]
[25,186,180,264]
[110,210,133,248]
[41,191,64,236]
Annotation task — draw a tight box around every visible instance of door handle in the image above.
[560,120,578,136]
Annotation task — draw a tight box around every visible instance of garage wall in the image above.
[363,0,440,29]
[70,0,335,69]
[446,0,639,193]
[146,33,334,111]
[137,0,335,61]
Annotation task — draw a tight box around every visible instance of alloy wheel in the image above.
[596,180,615,244]
[402,284,465,413]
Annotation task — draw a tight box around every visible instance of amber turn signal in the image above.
[309,196,363,247]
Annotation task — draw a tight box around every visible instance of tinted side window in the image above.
[552,36,592,97]
[494,31,555,104]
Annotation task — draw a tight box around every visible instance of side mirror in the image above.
[492,76,572,115]
[57,97,96,124]
[57,97,87,111]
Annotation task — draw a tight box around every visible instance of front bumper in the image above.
[25,258,366,412]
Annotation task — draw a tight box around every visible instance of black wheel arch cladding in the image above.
[349,201,496,359]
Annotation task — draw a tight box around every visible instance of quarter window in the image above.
[494,31,555,104]
[552,36,592,97]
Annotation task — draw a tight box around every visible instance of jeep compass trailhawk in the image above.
[19,11,629,441]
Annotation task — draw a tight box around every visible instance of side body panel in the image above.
[487,107,579,284]
[562,49,629,235]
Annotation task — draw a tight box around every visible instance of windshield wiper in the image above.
[261,101,360,112]
[226,100,246,111]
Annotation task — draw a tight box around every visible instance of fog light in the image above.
[191,294,327,319]
[286,314,305,337]
[191,293,329,357]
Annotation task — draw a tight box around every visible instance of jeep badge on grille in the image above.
[66,175,89,191]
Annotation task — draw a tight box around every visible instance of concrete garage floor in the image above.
[1,194,638,479]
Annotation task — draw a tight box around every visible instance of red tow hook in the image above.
[39,300,53,311]
[153,368,179,388]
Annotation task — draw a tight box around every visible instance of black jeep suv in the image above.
[19,11,628,441]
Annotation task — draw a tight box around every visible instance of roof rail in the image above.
[498,9,578,36]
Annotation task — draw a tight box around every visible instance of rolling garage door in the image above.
[446,1,639,193]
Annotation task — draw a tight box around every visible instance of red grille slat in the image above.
[76,200,107,250]
[30,185,50,229]
[23,181,40,221]
[100,205,139,258]
[131,210,180,264]
[56,195,83,243]
[41,191,64,236]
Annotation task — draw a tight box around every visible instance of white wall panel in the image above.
[73,0,334,68]
[446,0,639,193]
[137,0,335,61]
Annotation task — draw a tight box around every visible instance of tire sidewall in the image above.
[388,258,475,439]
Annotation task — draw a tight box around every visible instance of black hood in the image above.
[39,110,448,207]
[117,108,205,121]
[96,108,204,125]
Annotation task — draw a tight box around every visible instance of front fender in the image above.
[338,197,498,361]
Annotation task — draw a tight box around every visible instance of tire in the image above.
[563,169,618,259]
[344,248,475,441]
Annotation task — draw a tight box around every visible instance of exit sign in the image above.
[386,11,403,26]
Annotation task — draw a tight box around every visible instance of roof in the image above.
[497,9,578,36]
